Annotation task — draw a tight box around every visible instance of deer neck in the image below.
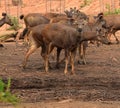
[0,18,5,27]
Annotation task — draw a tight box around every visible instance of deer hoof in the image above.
[78,60,86,65]
[64,70,68,75]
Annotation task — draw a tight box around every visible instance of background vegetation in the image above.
[0,78,19,105]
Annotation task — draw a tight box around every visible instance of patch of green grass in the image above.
[7,16,22,31]
[104,4,120,15]
[80,0,92,8]
[104,8,120,15]
[0,78,19,105]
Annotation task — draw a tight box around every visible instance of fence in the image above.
[0,0,120,18]
[0,0,120,16]
[46,0,65,13]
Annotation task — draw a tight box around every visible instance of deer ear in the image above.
[64,10,69,14]
[99,15,103,19]
[76,10,79,13]
[98,12,103,17]
[74,7,77,10]
[2,12,6,16]
[70,7,73,10]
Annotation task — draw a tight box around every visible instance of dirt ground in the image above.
[0,33,120,108]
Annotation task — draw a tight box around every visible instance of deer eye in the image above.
[82,23,84,25]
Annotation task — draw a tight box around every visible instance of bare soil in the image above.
[0,0,120,107]
[0,33,120,108]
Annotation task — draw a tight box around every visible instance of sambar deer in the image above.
[0,13,13,27]
[74,17,111,65]
[22,17,110,74]
[0,12,14,47]
[39,23,110,74]
[19,12,66,39]
[95,12,120,44]
[22,17,74,70]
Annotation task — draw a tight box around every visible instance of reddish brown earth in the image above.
[0,0,120,108]
[0,34,120,107]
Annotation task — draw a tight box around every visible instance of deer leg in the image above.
[49,44,55,60]
[113,31,119,44]
[107,33,112,42]
[70,48,77,74]
[23,45,38,69]
[64,50,69,74]
[56,47,62,68]
[78,43,83,64]
[41,44,50,73]
[83,42,87,65]
[78,43,85,65]
[45,54,49,73]
[50,48,56,60]
[48,44,55,69]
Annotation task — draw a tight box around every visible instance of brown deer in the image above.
[0,12,14,47]
[95,12,120,44]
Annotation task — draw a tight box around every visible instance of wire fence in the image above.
[99,0,120,12]
[0,0,120,17]
[46,0,65,13]
[0,0,119,31]
[0,0,119,26]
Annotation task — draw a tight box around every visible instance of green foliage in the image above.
[80,0,92,8]
[0,78,19,105]
[104,3,120,15]
[7,16,22,31]
[0,78,5,92]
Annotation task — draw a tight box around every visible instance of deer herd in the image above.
[0,7,120,75]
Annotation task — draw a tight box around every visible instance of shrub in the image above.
[7,16,22,31]
[0,78,19,105]
[104,4,120,15]
[80,0,92,8]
